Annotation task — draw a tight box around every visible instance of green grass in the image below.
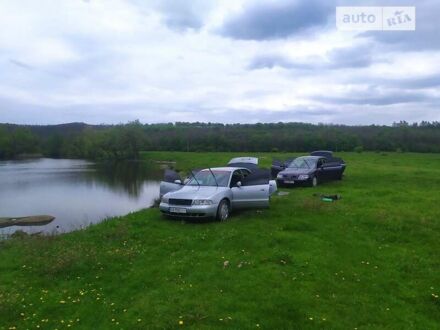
[1,151,439,329]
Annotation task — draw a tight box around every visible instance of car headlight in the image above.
[161,196,169,203]
[277,173,283,179]
[298,174,309,180]
[192,199,213,205]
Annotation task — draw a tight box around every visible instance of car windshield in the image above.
[288,157,316,169]
[187,170,231,187]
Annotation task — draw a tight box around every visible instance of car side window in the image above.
[241,169,250,178]
[230,170,242,187]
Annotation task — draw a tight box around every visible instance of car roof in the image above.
[297,155,323,160]
[310,150,333,157]
[199,167,249,172]
[311,150,332,154]
[227,157,258,165]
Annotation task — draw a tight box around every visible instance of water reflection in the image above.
[0,158,162,235]
[89,161,163,198]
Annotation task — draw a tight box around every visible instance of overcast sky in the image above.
[0,0,439,125]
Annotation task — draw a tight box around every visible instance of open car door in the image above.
[159,169,183,197]
[271,158,294,179]
[321,161,345,180]
[231,169,271,209]
[159,169,203,197]
[271,159,284,178]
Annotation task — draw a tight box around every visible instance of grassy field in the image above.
[1,151,439,329]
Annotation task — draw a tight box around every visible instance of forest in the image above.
[1,120,439,160]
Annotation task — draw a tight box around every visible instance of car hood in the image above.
[279,167,314,176]
[166,185,227,199]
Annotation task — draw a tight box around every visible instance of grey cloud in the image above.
[0,97,339,125]
[2,93,439,126]
[345,73,440,91]
[375,75,440,89]
[361,0,440,50]
[327,45,374,68]
[149,0,211,31]
[220,0,334,40]
[248,44,374,70]
[9,59,34,70]
[247,54,301,70]
[315,90,433,106]
[398,75,440,89]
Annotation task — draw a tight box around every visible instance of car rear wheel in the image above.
[216,199,230,221]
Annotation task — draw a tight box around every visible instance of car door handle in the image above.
[260,189,265,191]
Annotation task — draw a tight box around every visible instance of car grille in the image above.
[169,199,193,206]
[283,174,297,179]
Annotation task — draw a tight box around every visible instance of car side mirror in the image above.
[236,181,242,187]
[174,179,182,185]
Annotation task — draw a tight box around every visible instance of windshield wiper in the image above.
[189,169,200,186]
[208,168,219,187]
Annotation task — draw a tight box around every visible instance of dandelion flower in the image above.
[179,320,184,325]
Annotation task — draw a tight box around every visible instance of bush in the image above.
[354,146,364,153]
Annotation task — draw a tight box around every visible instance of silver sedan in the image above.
[159,166,276,221]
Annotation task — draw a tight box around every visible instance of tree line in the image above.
[0,122,143,160]
[1,120,440,160]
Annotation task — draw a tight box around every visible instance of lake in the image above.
[0,158,162,236]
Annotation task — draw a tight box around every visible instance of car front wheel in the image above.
[310,176,318,187]
[216,199,230,221]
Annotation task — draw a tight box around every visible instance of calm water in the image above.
[0,158,162,235]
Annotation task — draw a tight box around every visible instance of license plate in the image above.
[170,207,187,214]
[284,180,295,184]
